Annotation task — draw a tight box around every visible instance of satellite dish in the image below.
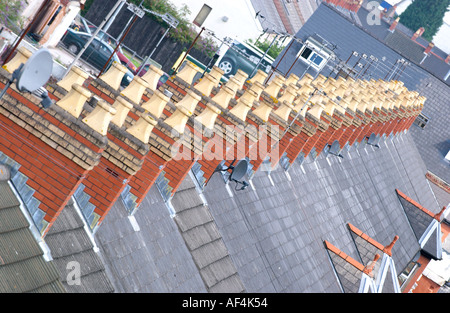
[214,159,249,191]
[367,133,380,148]
[16,48,53,93]
[0,48,53,107]
[230,159,249,182]
[329,140,341,155]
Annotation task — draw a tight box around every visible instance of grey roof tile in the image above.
[0,182,65,293]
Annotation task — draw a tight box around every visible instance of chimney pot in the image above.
[99,61,128,90]
[194,102,222,130]
[211,85,235,109]
[141,64,164,91]
[412,27,425,41]
[208,65,224,82]
[389,17,400,32]
[56,83,92,118]
[3,46,33,73]
[57,66,89,92]
[233,69,249,89]
[121,76,150,104]
[250,69,268,85]
[111,96,134,127]
[194,73,218,96]
[141,90,170,119]
[176,61,200,85]
[126,113,158,143]
[82,98,117,135]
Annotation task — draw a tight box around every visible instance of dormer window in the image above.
[296,36,333,71]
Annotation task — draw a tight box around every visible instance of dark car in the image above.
[61,28,134,86]
[218,40,274,79]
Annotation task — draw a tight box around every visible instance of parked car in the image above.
[218,40,274,79]
[135,63,169,89]
[69,23,137,72]
[61,28,134,87]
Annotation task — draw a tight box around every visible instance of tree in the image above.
[0,0,25,30]
[399,0,450,41]
[246,38,284,59]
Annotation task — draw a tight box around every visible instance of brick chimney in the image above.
[389,17,400,32]
[424,42,435,55]
[412,27,425,41]
[0,64,107,236]
[445,54,450,64]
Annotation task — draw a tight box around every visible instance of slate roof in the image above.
[93,130,443,292]
[396,190,441,260]
[273,3,430,91]
[273,2,450,195]
[200,133,433,292]
[44,199,115,293]
[0,181,66,293]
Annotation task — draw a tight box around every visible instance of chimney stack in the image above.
[411,27,425,41]
[389,17,400,32]
[424,42,434,55]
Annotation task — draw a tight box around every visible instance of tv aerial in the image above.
[0,48,54,108]
[215,159,250,191]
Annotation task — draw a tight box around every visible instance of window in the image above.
[413,113,430,129]
[398,260,419,289]
[296,38,330,71]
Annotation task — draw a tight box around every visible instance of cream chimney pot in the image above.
[57,66,89,92]
[3,46,33,73]
[250,69,268,85]
[194,73,218,96]
[141,64,164,91]
[177,61,200,85]
[99,61,128,90]
[126,113,158,144]
[208,66,224,82]
[141,90,170,118]
[195,102,222,130]
[229,98,253,122]
[121,76,150,104]
[176,89,202,112]
[56,83,92,118]
[164,106,193,134]
[111,96,134,127]
[83,99,117,135]
[211,86,235,109]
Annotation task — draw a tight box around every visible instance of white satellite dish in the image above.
[0,48,53,107]
[16,48,53,93]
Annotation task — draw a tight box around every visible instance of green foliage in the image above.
[81,0,94,16]
[0,0,25,29]
[399,0,450,41]
[246,38,284,59]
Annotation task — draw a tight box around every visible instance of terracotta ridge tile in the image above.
[324,240,365,272]
[348,223,385,251]
[396,189,435,217]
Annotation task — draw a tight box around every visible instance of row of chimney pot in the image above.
[0,46,424,233]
